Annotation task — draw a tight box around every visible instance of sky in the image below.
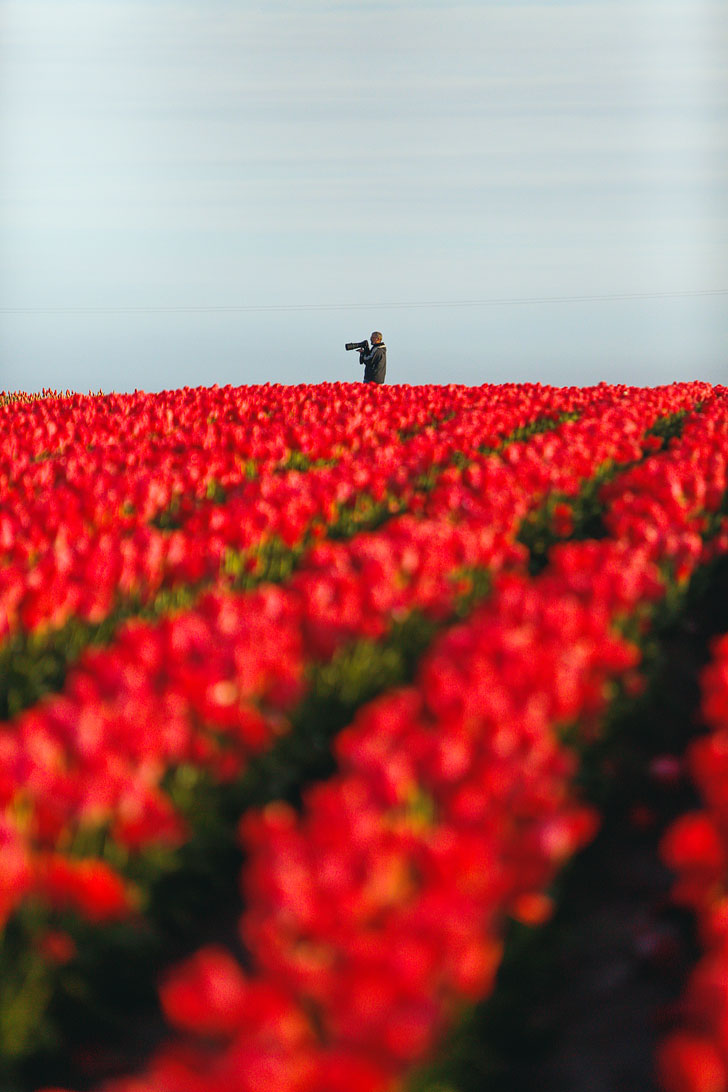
[1,0,726,393]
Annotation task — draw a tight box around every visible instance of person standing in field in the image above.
[360,331,387,384]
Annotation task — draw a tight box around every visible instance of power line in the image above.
[1,288,726,315]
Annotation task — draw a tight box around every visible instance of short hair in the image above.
[370,331,383,343]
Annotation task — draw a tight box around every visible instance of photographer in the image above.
[360,331,387,384]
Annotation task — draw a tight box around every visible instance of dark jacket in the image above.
[360,342,386,384]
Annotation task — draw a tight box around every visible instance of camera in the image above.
[345,340,369,352]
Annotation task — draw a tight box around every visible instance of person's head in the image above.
[370,331,383,345]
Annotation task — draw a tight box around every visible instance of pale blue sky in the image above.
[1,0,726,392]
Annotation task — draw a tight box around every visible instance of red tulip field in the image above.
[1,380,728,1092]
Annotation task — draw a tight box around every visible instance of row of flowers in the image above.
[1,382,707,723]
[2,380,581,545]
[0,384,673,937]
[40,386,728,1092]
[0,382,587,647]
[656,623,728,1092]
[0,382,577,729]
[0,385,714,1081]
